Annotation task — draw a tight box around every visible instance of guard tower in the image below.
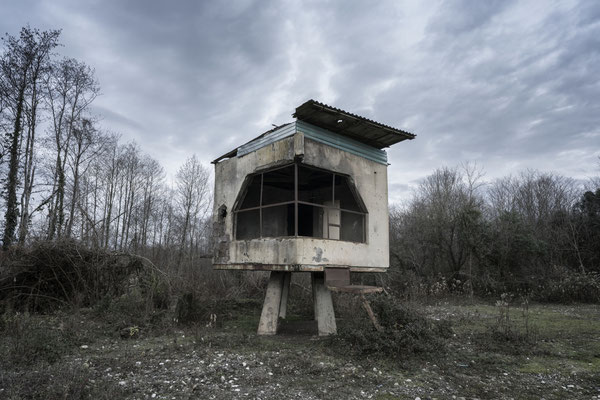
[212,100,415,335]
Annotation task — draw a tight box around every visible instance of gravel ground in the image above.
[55,328,600,399]
[1,302,599,399]
[65,334,416,400]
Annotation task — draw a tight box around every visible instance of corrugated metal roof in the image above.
[236,123,296,156]
[293,99,415,149]
[212,100,415,163]
[212,123,292,163]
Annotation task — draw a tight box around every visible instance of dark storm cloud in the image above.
[380,0,600,198]
[4,0,300,167]
[2,0,598,201]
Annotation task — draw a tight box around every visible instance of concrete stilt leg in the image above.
[279,272,291,319]
[311,272,319,321]
[257,271,285,335]
[312,272,337,336]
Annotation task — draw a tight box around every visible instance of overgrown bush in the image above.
[389,266,600,304]
[174,291,261,326]
[92,290,171,336]
[534,268,600,303]
[174,292,206,325]
[385,269,473,302]
[332,296,452,358]
[0,240,169,312]
[169,261,269,326]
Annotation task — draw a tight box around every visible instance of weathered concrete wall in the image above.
[213,135,296,245]
[212,132,390,272]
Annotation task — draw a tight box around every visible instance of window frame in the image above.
[233,162,368,243]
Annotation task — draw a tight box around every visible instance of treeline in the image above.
[0,26,212,267]
[2,26,599,305]
[389,165,600,302]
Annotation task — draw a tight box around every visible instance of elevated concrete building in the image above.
[212,100,415,335]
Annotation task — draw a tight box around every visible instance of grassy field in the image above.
[1,298,599,399]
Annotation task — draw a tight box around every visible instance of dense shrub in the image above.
[174,292,205,325]
[92,290,171,335]
[0,240,169,312]
[333,296,452,358]
[174,292,261,326]
[388,264,600,304]
[535,270,600,303]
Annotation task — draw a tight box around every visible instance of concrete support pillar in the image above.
[257,271,286,335]
[279,272,292,319]
[258,271,337,336]
[311,272,337,336]
[311,272,319,321]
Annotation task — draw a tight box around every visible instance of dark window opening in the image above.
[298,167,332,205]
[240,175,261,209]
[262,165,294,205]
[236,209,260,240]
[335,175,363,212]
[298,204,325,238]
[340,211,364,242]
[235,163,367,242]
[262,204,295,237]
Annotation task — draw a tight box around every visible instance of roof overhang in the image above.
[293,99,415,149]
[212,100,416,163]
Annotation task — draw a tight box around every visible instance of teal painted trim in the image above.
[296,120,388,165]
[237,123,296,156]
[237,121,388,165]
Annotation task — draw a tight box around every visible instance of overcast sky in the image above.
[2,0,599,204]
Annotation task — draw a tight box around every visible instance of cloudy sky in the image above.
[2,0,599,203]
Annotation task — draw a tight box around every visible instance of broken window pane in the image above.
[335,175,363,212]
[239,175,261,209]
[262,204,294,237]
[236,209,260,240]
[262,166,294,205]
[298,166,333,205]
[340,211,364,242]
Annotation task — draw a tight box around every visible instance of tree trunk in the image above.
[2,85,26,249]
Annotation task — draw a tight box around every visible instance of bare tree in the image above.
[97,134,122,248]
[176,155,211,265]
[391,166,487,284]
[64,118,104,237]
[485,170,580,283]
[0,26,60,249]
[138,155,164,249]
[44,57,99,240]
